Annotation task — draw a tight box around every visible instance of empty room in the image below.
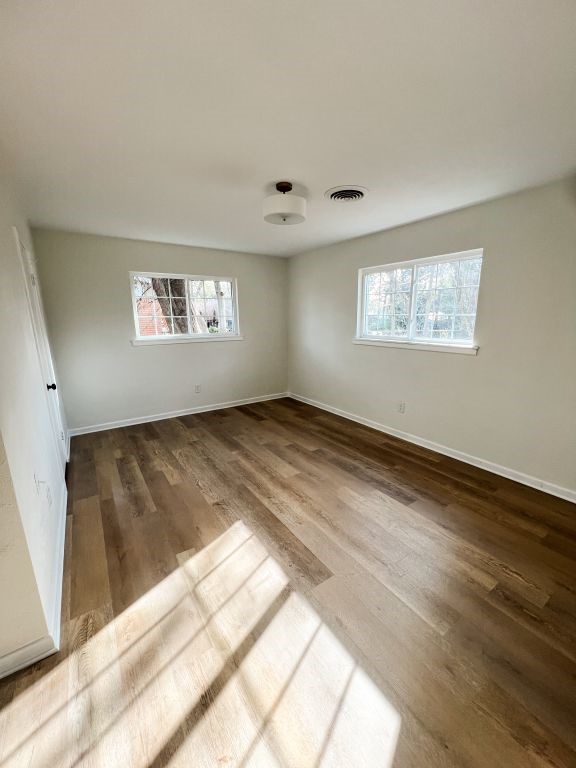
[1,2,575,766]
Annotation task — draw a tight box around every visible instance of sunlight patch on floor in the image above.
[0,521,400,767]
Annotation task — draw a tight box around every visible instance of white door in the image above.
[13,228,68,471]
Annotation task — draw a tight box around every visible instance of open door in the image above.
[13,228,68,473]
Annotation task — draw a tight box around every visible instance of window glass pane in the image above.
[395,268,412,292]
[137,315,158,336]
[132,274,237,338]
[190,316,209,334]
[436,261,458,288]
[172,317,189,334]
[140,277,171,318]
[366,294,380,315]
[190,298,208,333]
[221,298,233,316]
[133,276,152,298]
[414,316,438,340]
[393,315,409,335]
[431,328,452,339]
[459,258,482,286]
[188,279,233,333]
[458,287,478,314]
[380,272,392,292]
[381,292,393,312]
[190,298,205,317]
[393,293,409,314]
[366,273,381,294]
[411,256,481,343]
[169,278,186,298]
[370,316,392,334]
[436,289,456,314]
[157,316,173,335]
[190,280,205,298]
[360,252,482,344]
[204,298,219,316]
[454,315,475,340]
[134,275,170,340]
[137,298,156,316]
[149,277,169,295]
[416,264,436,290]
[204,301,219,331]
[171,298,188,317]
[215,280,232,298]
[362,267,410,339]
[415,290,432,315]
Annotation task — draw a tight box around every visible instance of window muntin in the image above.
[131,273,239,339]
[358,250,482,346]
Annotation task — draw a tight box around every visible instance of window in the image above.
[357,249,483,349]
[130,272,240,341]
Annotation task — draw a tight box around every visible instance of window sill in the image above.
[353,338,478,355]
[131,334,244,346]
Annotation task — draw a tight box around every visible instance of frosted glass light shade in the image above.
[263,193,306,224]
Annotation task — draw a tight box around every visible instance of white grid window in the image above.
[131,273,239,339]
[358,249,483,346]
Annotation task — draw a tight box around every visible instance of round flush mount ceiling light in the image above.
[263,181,307,225]
[325,185,368,202]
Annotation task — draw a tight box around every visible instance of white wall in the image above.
[0,434,47,658]
[32,181,576,499]
[3,176,572,679]
[33,230,288,431]
[0,174,67,671]
[288,180,576,496]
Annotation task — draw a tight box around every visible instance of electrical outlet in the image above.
[397,401,406,414]
[194,384,201,394]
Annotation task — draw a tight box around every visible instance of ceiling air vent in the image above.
[325,185,367,202]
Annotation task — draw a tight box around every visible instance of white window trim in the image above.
[356,248,483,351]
[129,271,242,344]
[353,338,478,355]
[131,335,245,346]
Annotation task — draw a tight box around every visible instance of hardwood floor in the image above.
[1,397,575,767]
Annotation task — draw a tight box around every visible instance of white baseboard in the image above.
[287,392,576,504]
[0,634,58,680]
[67,388,575,502]
[68,392,290,437]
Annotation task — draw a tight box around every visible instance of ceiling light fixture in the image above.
[263,181,306,225]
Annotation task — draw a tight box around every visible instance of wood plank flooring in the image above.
[1,397,575,767]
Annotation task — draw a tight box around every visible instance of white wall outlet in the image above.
[194,384,201,394]
[397,401,406,414]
